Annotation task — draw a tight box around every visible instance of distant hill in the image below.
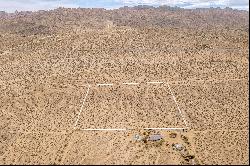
[0,6,248,34]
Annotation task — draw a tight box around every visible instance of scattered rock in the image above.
[172,143,185,151]
[185,155,195,160]
[134,134,143,141]
[169,132,177,138]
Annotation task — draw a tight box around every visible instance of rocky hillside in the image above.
[0,6,248,33]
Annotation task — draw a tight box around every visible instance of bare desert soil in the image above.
[0,6,249,165]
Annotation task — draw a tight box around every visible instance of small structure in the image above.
[147,134,163,141]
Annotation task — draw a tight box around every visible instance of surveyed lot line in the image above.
[166,82,189,128]
[122,82,139,85]
[144,127,186,130]
[5,129,248,134]
[147,81,164,84]
[79,128,127,131]
[97,83,113,86]
[73,84,91,129]
[77,128,186,131]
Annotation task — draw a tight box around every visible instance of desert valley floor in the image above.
[0,7,249,164]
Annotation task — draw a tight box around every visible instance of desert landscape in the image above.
[0,6,249,165]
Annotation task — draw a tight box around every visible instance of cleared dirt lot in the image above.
[0,7,249,165]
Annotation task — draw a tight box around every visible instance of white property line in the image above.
[78,128,127,131]
[76,127,187,131]
[122,82,139,85]
[73,84,91,129]
[6,129,248,134]
[97,83,113,86]
[166,82,189,128]
[144,127,186,130]
[147,81,164,84]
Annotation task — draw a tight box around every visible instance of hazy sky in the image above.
[0,0,249,12]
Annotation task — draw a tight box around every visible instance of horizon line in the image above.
[0,5,249,14]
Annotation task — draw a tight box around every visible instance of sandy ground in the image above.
[0,18,249,164]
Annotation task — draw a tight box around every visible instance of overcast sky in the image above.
[0,0,249,13]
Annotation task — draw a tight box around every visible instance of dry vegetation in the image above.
[0,6,249,165]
